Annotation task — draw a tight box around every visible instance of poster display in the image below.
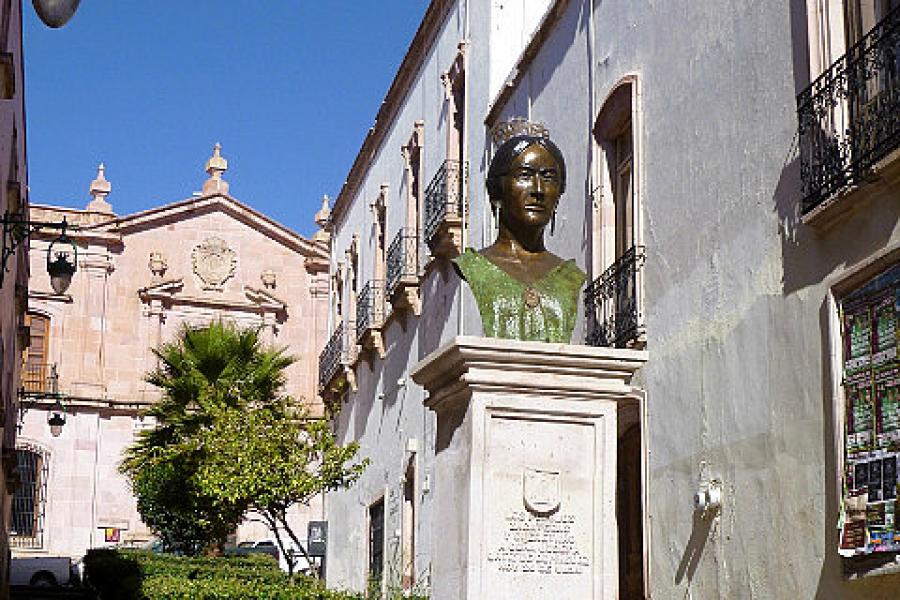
[839,265,900,556]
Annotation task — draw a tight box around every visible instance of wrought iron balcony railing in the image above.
[584,246,646,348]
[318,322,344,391]
[19,362,57,396]
[797,5,900,212]
[356,280,385,342]
[386,228,419,298]
[424,159,466,251]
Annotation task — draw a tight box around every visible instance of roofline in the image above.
[330,0,457,229]
[484,0,569,127]
[34,194,327,260]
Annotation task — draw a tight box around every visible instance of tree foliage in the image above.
[120,322,367,563]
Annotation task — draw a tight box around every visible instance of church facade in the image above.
[15,146,329,562]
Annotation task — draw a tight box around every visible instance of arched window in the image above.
[11,445,49,548]
[587,76,645,349]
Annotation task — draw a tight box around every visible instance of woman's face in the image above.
[498,143,562,233]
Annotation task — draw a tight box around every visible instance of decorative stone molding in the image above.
[191,237,236,291]
[440,40,468,101]
[148,252,167,279]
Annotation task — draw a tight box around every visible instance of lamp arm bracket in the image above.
[1,212,76,286]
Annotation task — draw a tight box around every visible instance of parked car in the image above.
[223,539,279,562]
[10,556,74,587]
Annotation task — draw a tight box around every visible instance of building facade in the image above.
[318,0,555,593]
[0,0,29,595]
[321,0,900,598]
[14,147,330,563]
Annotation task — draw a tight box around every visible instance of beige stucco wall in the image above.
[15,184,329,561]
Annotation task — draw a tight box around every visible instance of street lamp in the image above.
[31,0,81,28]
[1,212,78,294]
[47,397,66,437]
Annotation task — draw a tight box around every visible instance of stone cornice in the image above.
[412,336,647,412]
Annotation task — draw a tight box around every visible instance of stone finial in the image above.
[86,163,113,213]
[315,195,330,228]
[202,142,230,195]
[312,195,332,245]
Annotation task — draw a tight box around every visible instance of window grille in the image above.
[11,446,48,549]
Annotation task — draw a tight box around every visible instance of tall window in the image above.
[21,312,50,393]
[442,45,465,165]
[588,77,645,349]
[613,123,634,260]
[401,456,416,590]
[403,122,424,237]
[11,446,48,548]
[845,0,900,46]
[368,498,385,584]
[373,186,387,283]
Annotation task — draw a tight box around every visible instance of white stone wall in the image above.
[490,0,900,598]
[322,0,900,597]
[323,0,558,593]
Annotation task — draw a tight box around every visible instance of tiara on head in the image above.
[490,117,550,146]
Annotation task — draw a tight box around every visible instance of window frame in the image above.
[827,247,900,568]
[10,442,50,549]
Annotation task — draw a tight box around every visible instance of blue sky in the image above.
[24,2,428,237]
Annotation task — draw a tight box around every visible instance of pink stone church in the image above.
[14,145,329,562]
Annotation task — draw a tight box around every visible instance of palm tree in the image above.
[121,321,295,554]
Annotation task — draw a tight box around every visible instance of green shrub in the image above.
[83,549,361,600]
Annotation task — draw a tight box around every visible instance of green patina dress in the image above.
[453,248,587,344]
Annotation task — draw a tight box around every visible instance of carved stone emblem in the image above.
[523,468,561,515]
[192,237,236,291]
[148,252,167,279]
[260,269,277,289]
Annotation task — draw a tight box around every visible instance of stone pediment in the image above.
[137,278,184,301]
[137,278,288,318]
[86,194,326,262]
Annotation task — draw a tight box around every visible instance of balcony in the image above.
[797,6,900,215]
[19,363,57,397]
[386,228,421,316]
[424,159,466,258]
[584,246,646,348]
[356,280,386,358]
[318,322,344,392]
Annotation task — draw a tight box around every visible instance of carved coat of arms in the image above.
[192,237,237,291]
[523,468,561,515]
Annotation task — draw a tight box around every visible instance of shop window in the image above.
[838,262,899,555]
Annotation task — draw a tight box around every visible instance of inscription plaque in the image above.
[487,510,590,575]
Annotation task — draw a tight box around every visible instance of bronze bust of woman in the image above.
[453,123,586,343]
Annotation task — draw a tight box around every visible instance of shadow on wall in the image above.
[674,512,715,588]
[417,261,459,361]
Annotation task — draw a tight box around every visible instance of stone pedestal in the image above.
[412,336,646,600]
